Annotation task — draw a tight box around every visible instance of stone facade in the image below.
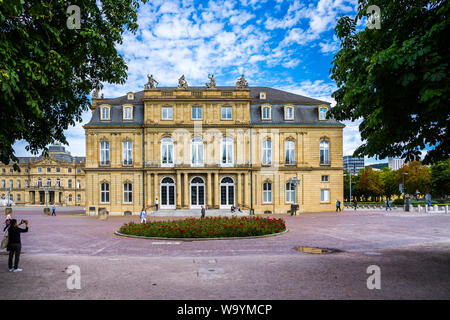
[84,85,344,215]
[0,145,85,206]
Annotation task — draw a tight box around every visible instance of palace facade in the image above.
[84,79,344,215]
[0,145,86,206]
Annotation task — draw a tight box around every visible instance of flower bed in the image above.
[118,216,286,238]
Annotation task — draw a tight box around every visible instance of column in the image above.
[296,132,301,165]
[176,172,181,209]
[147,172,152,206]
[207,172,212,208]
[153,173,158,206]
[237,173,242,206]
[184,172,189,208]
[244,173,249,207]
[214,172,219,208]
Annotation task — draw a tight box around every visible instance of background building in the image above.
[84,80,344,215]
[343,156,365,174]
[388,158,405,170]
[0,144,85,206]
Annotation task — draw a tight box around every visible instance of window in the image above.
[68,180,72,189]
[101,107,110,120]
[162,106,173,120]
[263,182,272,203]
[24,180,28,188]
[56,167,60,173]
[56,179,60,187]
[319,107,328,120]
[127,92,134,100]
[46,179,51,186]
[38,167,42,173]
[221,106,232,120]
[68,194,72,202]
[100,141,110,165]
[77,180,81,189]
[285,106,294,120]
[47,168,51,173]
[123,106,133,120]
[320,141,330,165]
[9,180,13,189]
[37,179,42,187]
[191,138,204,166]
[17,180,21,188]
[259,92,266,100]
[100,183,109,203]
[321,189,330,202]
[77,194,81,202]
[321,175,329,182]
[1,180,5,188]
[17,194,20,202]
[286,183,295,203]
[285,141,295,164]
[192,106,202,120]
[221,137,233,166]
[262,140,272,165]
[123,183,132,203]
[25,169,28,173]
[262,106,271,120]
[122,141,133,165]
[77,169,81,174]
[68,168,72,173]
[1,169,4,173]
[161,138,174,167]
[9,168,13,173]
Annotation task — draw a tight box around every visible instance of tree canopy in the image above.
[0,0,145,167]
[330,0,449,164]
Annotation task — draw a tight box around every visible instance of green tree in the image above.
[357,167,384,201]
[397,161,431,196]
[380,167,400,199]
[330,0,449,164]
[430,159,450,198]
[0,0,145,167]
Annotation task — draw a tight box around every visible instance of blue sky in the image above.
[13,0,393,164]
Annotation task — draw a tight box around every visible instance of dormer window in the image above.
[127,92,134,100]
[284,105,294,120]
[261,104,272,120]
[123,105,133,120]
[259,92,266,100]
[318,105,328,120]
[100,105,111,120]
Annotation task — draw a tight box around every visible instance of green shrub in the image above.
[392,198,404,205]
[118,216,286,238]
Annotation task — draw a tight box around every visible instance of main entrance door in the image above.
[190,177,205,209]
[160,177,176,209]
[220,177,235,209]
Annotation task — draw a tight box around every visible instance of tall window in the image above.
[321,189,330,202]
[17,180,21,188]
[221,106,232,120]
[192,106,202,120]
[24,180,28,188]
[47,168,51,173]
[77,180,81,189]
[286,182,295,203]
[77,194,81,202]
[191,138,204,166]
[285,140,295,164]
[319,107,327,120]
[56,179,60,187]
[262,140,272,165]
[1,180,4,188]
[37,179,42,187]
[68,168,72,173]
[68,194,73,202]
[122,141,133,165]
[9,180,13,189]
[56,168,60,172]
[101,107,110,120]
[320,141,330,165]
[285,106,294,120]
[263,182,272,203]
[46,179,51,186]
[100,141,110,165]
[100,183,109,203]
[162,106,173,120]
[38,167,42,173]
[123,183,132,203]
[221,137,233,166]
[123,106,132,120]
[262,106,271,120]
[68,180,72,189]
[161,138,174,166]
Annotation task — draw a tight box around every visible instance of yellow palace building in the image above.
[84,75,344,215]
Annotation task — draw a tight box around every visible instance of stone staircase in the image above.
[149,209,249,217]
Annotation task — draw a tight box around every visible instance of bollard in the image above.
[418,205,422,213]
[445,205,448,214]
[434,205,438,213]
[43,207,50,215]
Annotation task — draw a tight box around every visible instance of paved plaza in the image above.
[0,206,449,299]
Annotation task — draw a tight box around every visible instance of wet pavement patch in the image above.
[363,251,382,256]
[197,267,228,280]
[293,246,343,254]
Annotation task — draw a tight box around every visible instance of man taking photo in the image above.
[4,219,29,272]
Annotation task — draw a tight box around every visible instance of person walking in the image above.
[386,198,392,211]
[4,219,28,272]
[155,198,159,211]
[51,204,56,216]
[336,199,341,212]
[140,207,147,224]
[353,199,358,210]
[201,205,206,219]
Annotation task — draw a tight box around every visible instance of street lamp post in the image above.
[43,186,50,208]
[402,172,408,211]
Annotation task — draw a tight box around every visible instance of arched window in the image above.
[161,177,175,184]
[263,182,272,203]
[37,178,42,187]
[320,140,330,165]
[123,183,132,203]
[262,140,272,165]
[46,179,51,187]
[285,140,295,164]
[191,138,204,166]
[221,137,233,166]
[100,182,109,203]
[161,138,174,167]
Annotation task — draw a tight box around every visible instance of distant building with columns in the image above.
[388,158,405,171]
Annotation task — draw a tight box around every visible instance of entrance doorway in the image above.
[190,177,205,209]
[160,177,176,209]
[220,177,235,209]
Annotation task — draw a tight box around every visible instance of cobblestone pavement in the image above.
[0,206,449,299]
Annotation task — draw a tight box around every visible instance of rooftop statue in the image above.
[92,88,99,99]
[178,74,188,89]
[236,74,248,89]
[145,74,159,89]
[206,73,216,89]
